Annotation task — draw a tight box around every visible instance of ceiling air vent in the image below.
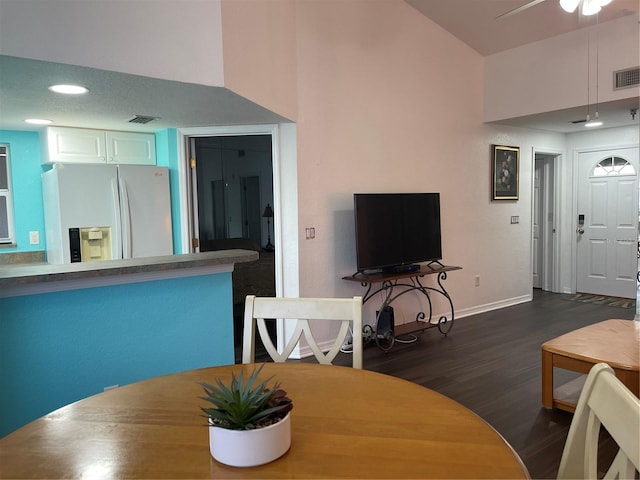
[128,115,159,124]
[613,67,639,90]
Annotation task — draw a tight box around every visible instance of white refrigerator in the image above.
[42,163,173,264]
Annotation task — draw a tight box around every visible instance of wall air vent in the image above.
[128,115,159,124]
[613,67,639,90]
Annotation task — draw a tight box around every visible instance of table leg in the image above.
[614,369,640,398]
[541,349,554,409]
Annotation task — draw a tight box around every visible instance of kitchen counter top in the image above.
[0,249,258,298]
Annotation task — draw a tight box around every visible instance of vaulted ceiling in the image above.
[406,0,639,132]
[406,0,639,56]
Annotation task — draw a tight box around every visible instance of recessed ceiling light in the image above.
[25,118,53,125]
[48,84,89,95]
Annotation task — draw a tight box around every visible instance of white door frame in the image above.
[531,147,562,294]
[177,124,283,291]
[176,123,300,354]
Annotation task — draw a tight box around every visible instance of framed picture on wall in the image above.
[492,145,519,201]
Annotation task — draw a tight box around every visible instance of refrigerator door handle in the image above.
[111,178,123,260]
[119,176,132,259]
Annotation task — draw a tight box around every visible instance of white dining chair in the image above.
[557,362,640,480]
[242,295,363,369]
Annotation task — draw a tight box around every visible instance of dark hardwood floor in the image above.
[330,289,636,479]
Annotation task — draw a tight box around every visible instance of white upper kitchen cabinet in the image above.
[44,127,106,164]
[105,131,156,165]
[42,127,156,165]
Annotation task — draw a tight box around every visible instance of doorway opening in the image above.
[187,133,277,359]
[533,151,560,293]
[191,135,273,249]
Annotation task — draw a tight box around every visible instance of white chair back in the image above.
[242,295,363,369]
[557,362,640,479]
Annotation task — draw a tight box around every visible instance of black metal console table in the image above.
[343,263,462,351]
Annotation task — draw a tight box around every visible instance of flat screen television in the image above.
[353,193,442,273]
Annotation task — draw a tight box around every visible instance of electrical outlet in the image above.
[475,275,480,287]
[29,231,40,245]
[510,216,519,224]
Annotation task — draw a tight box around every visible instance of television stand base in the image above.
[343,264,462,352]
[382,264,420,274]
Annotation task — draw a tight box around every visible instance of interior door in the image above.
[576,147,639,298]
[532,160,543,289]
[533,154,556,291]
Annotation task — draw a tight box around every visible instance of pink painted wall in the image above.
[221,0,298,121]
[294,0,486,300]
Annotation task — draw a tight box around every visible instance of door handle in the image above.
[577,214,585,235]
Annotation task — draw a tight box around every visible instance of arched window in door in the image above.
[591,156,636,177]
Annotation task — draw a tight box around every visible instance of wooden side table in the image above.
[541,319,639,412]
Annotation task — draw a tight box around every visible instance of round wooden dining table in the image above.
[0,363,529,479]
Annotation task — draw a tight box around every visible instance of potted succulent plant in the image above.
[199,364,293,467]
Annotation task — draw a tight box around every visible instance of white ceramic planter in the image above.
[208,413,291,467]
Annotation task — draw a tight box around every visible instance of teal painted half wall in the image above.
[0,271,234,437]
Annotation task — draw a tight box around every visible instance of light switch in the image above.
[305,227,316,240]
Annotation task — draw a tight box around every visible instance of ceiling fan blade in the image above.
[496,0,548,19]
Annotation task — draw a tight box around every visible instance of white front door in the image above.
[576,147,639,298]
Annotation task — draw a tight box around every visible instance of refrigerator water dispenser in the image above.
[69,227,112,262]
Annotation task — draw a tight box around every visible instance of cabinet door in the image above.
[105,131,156,165]
[45,127,107,164]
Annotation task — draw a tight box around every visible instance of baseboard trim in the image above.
[455,294,533,320]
